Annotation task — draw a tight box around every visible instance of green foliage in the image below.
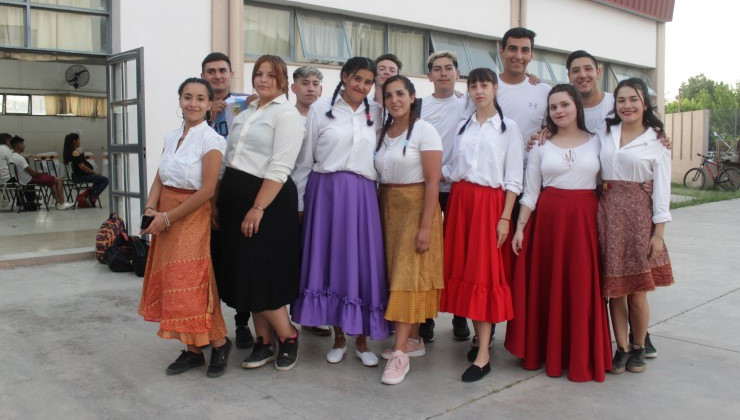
[665,74,740,140]
[671,183,740,209]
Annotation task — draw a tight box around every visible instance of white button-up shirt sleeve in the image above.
[652,145,672,223]
[520,141,544,211]
[292,102,320,212]
[503,119,524,195]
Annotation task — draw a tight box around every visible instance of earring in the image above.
[205,110,212,122]
[176,107,183,119]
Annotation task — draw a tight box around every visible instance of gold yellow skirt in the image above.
[379,183,444,323]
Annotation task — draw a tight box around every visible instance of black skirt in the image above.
[215,167,300,312]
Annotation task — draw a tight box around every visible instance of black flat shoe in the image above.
[207,337,232,378]
[467,335,494,362]
[462,363,491,383]
[166,350,205,375]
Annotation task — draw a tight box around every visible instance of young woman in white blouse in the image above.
[215,55,305,371]
[374,75,444,385]
[507,84,612,382]
[138,78,230,378]
[440,68,523,382]
[599,78,673,374]
[291,57,391,367]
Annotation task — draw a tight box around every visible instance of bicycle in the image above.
[683,153,740,191]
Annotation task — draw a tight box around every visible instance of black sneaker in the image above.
[235,325,255,349]
[419,319,435,343]
[301,325,332,337]
[627,346,646,373]
[166,350,205,375]
[241,336,276,368]
[461,363,491,383]
[610,347,630,374]
[452,316,471,341]
[466,335,494,362]
[276,335,299,371]
[629,331,658,359]
[207,337,232,378]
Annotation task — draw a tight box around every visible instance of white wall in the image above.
[526,0,657,68]
[269,0,510,38]
[113,0,212,191]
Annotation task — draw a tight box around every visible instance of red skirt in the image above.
[440,181,514,323]
[504,188,612,382]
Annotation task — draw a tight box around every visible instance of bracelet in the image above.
[163,212,171,229]
[499,217,510,222]
[144,206,156,212]
[252,205,265,211]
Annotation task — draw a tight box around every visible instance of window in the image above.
[546,52,569,83]
[296,12,350,61]
[466,38,499,73]
[527,56,551,82]
[390,26,425,75]
[31,95,46,115]
[345,19,385,60]
[5,95,30,114]
[430,32,470,75]
[244,4,292,59]
[608,63,657,96]
[0,0,109,54]
[0,94,4,113]
[430,32,501,76]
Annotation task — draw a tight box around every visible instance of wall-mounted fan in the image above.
[65,64,90,89]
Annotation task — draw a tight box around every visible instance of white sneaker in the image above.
[326,346,347,363]
[62,202,74,210]
[355,349,379,367]
[381,338,426,359]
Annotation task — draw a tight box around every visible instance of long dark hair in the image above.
[63,132,80,164]
[458,68,506,135]
[606,77,664,136]
[545,84,591,135]
[326,57,377,126]
[376,75,418,155]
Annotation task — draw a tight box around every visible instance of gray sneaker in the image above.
[629,331,658,359]
[610,347,630,374]
[627,346,646,373]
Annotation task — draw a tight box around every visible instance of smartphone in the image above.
[141,215,154,229]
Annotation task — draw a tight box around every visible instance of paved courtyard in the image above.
[1,200,739,420]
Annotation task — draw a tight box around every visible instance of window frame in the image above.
[296,9,352,62]
[244,1,294,61]
[3,93,31,115]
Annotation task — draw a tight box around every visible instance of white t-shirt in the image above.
[159,121,226,190]
[10,152,31,185]
[520,135,600,211]
[496,75,551,165]
[0,144,12,182]
[584,92,614,133]
[374,119,443,184]
[420,94,472,192]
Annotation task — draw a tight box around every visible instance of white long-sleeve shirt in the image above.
[598,124,672,223]
[159,121,226,190]
[292,93,382,211]
[224,95,305,184]
[442,113,523,194]
[520,135,600,211]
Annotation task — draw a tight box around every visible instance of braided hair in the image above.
[606,77,664,136]
[376,75,418,156]
[458,68,506,135]
[326,57,377,127]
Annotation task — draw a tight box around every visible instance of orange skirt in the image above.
[138,186,227,346]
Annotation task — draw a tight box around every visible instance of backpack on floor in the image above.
[130,236,150,277]
[96,213,127,264]
[105,232,134,272]
[76,189,93,208]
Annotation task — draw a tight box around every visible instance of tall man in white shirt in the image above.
[566,50,614,132]
[202,52,256,349]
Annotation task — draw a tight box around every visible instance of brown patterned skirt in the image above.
[597,181,674,297]
[138,185,227,346]
[379,183,444,323]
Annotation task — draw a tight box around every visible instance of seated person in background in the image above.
[10,136,72,210]
[63,132,109,206]
[1,132,13,184]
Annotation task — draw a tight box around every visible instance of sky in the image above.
[664,0,740,101]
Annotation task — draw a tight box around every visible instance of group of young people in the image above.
[137,27,674,385]
[0,132,109,210]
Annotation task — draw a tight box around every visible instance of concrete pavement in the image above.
[1,199,739,420]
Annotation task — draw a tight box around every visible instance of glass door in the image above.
[106,48,146,230]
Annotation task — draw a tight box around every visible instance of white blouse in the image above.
[292,93,382,211]
[374,119,443,184]
[224,95,305,183]
[598,124,671,223]
[520,135,600,211]
[442,113,524,194]
[158,121,225,190]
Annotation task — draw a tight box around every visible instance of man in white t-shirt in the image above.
[566,50,614,132]
[291,66,324,121]
[0,133,13,184]
[418,51,473,343]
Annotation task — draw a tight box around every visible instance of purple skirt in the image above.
[291,171,391,340]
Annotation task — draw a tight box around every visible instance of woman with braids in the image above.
[440,68,523,383]
[506,84,612,382]
[291,57,390,367]
[599,78,673,375]
[373,75,444,385]
[138,77,230,378]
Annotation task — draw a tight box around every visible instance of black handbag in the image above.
[105,232,134,272]
[130,236,150,277]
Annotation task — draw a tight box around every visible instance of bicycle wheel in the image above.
[683,168,705,190]
[717,167,740,192]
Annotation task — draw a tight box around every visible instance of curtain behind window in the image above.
[345,20,384,59]
[244,5,291,58]
[391,27,425,75]
[0,5,25,47]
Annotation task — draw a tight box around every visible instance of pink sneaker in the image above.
[381,338,426,360]
[381,350,410,385]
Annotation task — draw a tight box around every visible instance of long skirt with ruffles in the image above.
[290,171,391,339]
[504,188,612,382]
[138,186,227,347]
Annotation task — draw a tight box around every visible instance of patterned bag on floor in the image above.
[96,213,127,264]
